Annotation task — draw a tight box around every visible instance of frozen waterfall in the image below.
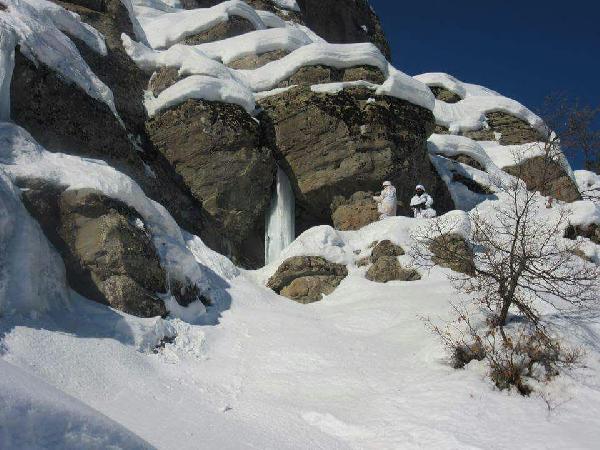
[265,167,295,264]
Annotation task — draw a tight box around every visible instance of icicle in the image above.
[265,167,295,265]
[0,28,16,121]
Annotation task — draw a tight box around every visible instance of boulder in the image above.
[504,156,581,203]
[267,256,348,303]
[19,180,167,317]
[331,191,380,231]
[146,99,275,267]
[259,86,453,231]
[429,233,476,275]
[370,240,405,262]
[365,256,420,283]
[296,0,391,60]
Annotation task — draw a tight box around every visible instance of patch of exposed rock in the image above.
[18,180,168,317]
[366,256,420,283]
[429,86,462,103]
[146,99,275,267]
[296,0,391,60]
[430,233,476,275]
[331,191,380,231]
[451,172,494,195]
[504,156,581,203]
[227,49,290,70]
[565,223,600,245]
[181,16,256,46]
[447,154,485,172]
[267,256,348,303]
[259,85,454,231]
[370,240,405,262]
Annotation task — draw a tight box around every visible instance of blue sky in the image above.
[369,0,600,115]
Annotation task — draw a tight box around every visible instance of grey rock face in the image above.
[296,0,391,60]
[259,86,454,231]
[365,256,420,283]
[146,99,276,267]
[267,256,348,303]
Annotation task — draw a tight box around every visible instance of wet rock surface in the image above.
[267,256,348,303]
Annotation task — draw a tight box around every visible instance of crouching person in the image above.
[373,181,397,219]
[410,184,437,218]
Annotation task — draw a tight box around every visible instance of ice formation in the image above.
[0,0,118,118]
[265,167,296,265]
[0,169,71,316]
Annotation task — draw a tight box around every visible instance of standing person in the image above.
[410,184,436,218]
[373,181,397,219]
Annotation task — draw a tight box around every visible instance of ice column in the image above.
[0,29,16,121]
[265,167,295,264]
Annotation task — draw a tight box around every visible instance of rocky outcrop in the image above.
[370,240,405,262]
[259,85,454,232]
[366,256,420,283]
[504,156,581,203]
[430,233,476,275]
[451,172,494,195]
[331,191,380,231]
[146,99,275,267]
[267,256,348,303]
[228,49,290,70]
[275,65,386,88]
[485,112,547,145]
[15,0,229,264]
[18,180,168,317]
[296,0,391,60]
[430,86,462,103]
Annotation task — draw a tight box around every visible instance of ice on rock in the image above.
[270,0,300,12]
[0,0,119,119]
[0,123,210,321]
[0,169,71,316]
[0,27,16,121]
[265,167,296,265]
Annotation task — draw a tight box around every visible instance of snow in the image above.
[415,72,547,135]
[0,359,152,449]
[311,79,379,94]
[270,0,300,12]
[145,74,256,116]
[2,214,600,449]
[128,39,436,115]
[575,169,600,201]
[0,169,71,316]
[134,0,267,49]
[265,167,295,264]
[0,0,118,118]
[0,122,208,321]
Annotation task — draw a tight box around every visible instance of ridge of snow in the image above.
[0,122,213,321]
[127,38,436,113]
[134,0,268,49]
[0,0,119,119]
[415,72,547,135]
